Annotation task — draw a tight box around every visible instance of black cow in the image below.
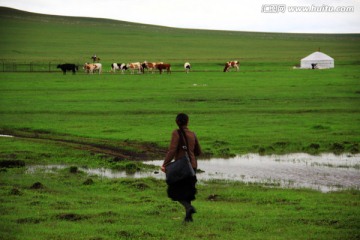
[57,64,78,74]
[141,62,148,73]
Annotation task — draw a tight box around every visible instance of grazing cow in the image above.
[156,63,171,74]
[141,61,158,74]
[223,60,239,72]
[83,63,95,74]
[83,63,96,74]
[141,62,148,73]
[93,63,102,74]
[147,62,158,74]
[57,64,78,74]
[110,63,120,73]
[111,63,128,73]
[83,63,102,74]
[128,62,143,74]
[119,63,129,74]
[184,62,191,73]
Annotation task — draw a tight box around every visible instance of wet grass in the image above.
[1,136,359,239]
[1,164,359,240]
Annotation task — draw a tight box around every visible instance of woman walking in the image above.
[162,113,202,223]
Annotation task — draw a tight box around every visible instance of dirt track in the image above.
[0,129,167,161]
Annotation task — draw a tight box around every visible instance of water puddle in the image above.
[26,153,360,192]
[146,153,360,192]
[0,134,14,138]
[26,165,157,179]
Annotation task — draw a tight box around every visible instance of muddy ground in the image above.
[0,128,167,161]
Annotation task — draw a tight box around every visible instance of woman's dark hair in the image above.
[176,113,189,127]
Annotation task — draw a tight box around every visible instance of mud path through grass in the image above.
[0,129,167,161]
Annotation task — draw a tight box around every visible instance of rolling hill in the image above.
[0,7,359,64]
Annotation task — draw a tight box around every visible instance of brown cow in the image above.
[156,63,171,74]
[142,61,155,74]
[223,60,239,72]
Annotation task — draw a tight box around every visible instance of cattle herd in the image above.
[57,60,239,75]
[110,61,173,75]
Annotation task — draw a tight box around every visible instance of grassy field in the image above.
[1,172,359,240]
[1,66,359,156]
[1,138,359,240]
[0,7,360,240]
[0,138,360,240]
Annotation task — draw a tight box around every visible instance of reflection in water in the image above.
[145,153,360,192]
[26,165,159,179]
[27,153,360,192]
[0,134,14,138]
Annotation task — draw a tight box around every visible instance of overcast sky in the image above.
[0,0,359,33]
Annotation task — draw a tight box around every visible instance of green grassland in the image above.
[1,172,359,240]
[0,8,359,156]
[0,7,360,65]
[1,138,359,240]
[0,7,360,240]
[1,67,359,156]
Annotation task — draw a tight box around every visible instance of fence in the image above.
[0,62,81,72]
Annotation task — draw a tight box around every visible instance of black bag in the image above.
[165,130,195,185]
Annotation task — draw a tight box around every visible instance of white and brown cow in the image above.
[83,63,96,74]
[93,63,102,74]
[223,60,239,72]
[128,62,142,74]
[142,61,161,74]
[83,63,102,74]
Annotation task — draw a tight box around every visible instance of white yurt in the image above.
[300,51,334,69]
